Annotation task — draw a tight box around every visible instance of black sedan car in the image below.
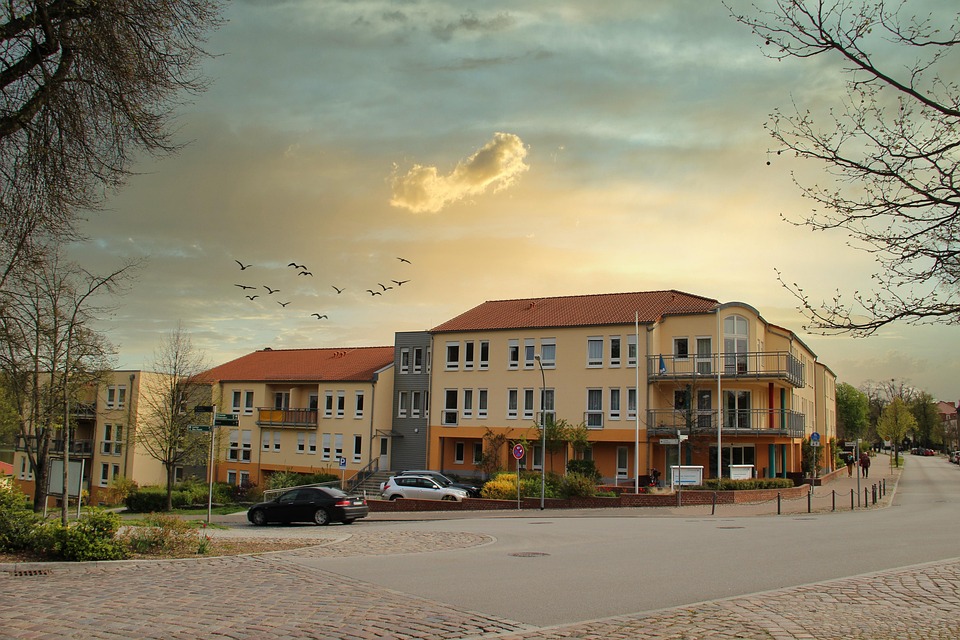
[247,487,368,526]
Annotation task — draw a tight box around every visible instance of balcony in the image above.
[648,352,804,387]
[16,434,95,457]
[72,402,97,420]
[646,408,805,438]
[256,408,318,429]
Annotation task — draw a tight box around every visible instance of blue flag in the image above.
[659,355,667,375]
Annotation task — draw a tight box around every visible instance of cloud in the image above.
[390,132,529,214]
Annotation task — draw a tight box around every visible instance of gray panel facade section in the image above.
[389,331,432,471]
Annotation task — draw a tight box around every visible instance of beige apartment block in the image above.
[199,347,395,489]
[13,370,173,506]
[427,291,837,484]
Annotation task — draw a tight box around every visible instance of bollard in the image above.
[872,484,877,505]
[832,489,836,512]
[807,487,812,513]
[777,492,782,515]
[851,488,855,510]
[882,478,886,496]
[864,487,869,506]
[711,491,717,516]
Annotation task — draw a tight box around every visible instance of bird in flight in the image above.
[366,289,382,296]
[287,262,306,270]
[311,313,328,319]
[245,295,259,301]
[397,257,411,264]
[331,285,344,294]
[392,280,410,287]
[234,284,256,290]
[263,286,279,294]
[235,260,252,270]
[277,301,291,307]
[298,271,313,276]
[378,282,393,291]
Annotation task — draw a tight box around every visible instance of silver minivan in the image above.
[380,475,469,501]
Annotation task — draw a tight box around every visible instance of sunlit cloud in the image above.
[390,132,529,214]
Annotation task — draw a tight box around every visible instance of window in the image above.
[241,430,251,462]
[297,432,305,453]
[400,348,410,374]
[308,432,317,454]
[478,389,488,418]
[424,391,429,418]
[524,339,535,368]
[411,391,422,418]
[19,456,33,480]
[227,470,237,486]
[541,389,556,426]
[100,463,110,487]
[322,433,331,460]
[446,342,460,370]
[627,387,637,419]
[479,341,490,369]
[102,424,122,455]
[117,386,126,409]
[627,334,637,367]
[239,471,250,486]
[353,434,362,462]
[540,340,556,368]
[274,431,281,451]
[334,434,343,460]
[473,442,483,464]
[696,337,713,374]
[532,445,543,471]
[610,388,621,420]
[674,388,690,412]
[232,390,242,413]
[324,392,333,418]
[336,392,345,418]
[244,391,254,415]
[724,315,749,374]
[309,394,318,411]
[587,338,603,367]
[274,391,290,409]
[674,337,689,360]
[398,391,408,418]
[698,390,713,429]
[523,388,534,420]
[174,466,183,483]
[354,391,364,418]
[455,442,465,464]
[443,389,458,425]
[610,337,621,367]
[106,385,125,409]
[724,390,752,429]
[463,389,473,418]
[507,389,518,419]
[508,339,519,369]
[413,347,423,374]
[228,430,240,461]
[586,389,603,427]
[464,341,475,370]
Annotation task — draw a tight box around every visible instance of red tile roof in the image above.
[198,347,394,383]
[431,290,719,333]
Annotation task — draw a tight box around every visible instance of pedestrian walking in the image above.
[860,452,871,478]
[845,452,855,477]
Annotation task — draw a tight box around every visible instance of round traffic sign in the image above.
[512,443,525,460]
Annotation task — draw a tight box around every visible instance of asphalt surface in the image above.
[2,453,958,639]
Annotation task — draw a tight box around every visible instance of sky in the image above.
[69,0,959,402]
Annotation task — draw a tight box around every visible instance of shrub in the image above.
[125,486,198,512]
[122,512,198,555]
[480,472,562,499]
[566,459,601,482]
[689,478,795,491]
[480,474,518,500]
[31,509,127,561]
[0,481,40,551]
[560,473,598,499]
[103,477,138,506]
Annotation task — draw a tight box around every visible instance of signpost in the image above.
[512,444,525,509]
[193,404,218,523]
[811,432,821,480]
[338,456,347,489]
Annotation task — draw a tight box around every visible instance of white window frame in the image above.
[227,470,237,486]
[674,336,690,360]
[462,389,473,419]
[324,392,333,418]
[473,442,483,465]
[586,388,604,428]
[353,434,362,463]
[322,433,331,460]
[442,389,458,426]
[445,341,460,370]
[231,390,242,414]
[413,347,423,374]
[398,391,408,418]
[454,441,465,464]
[478,389,488,419]
[261,431,271,451]
[354,391,364,419]
[627,387,637,420]
[297,432,305,453]
[479,340,490,370]
[464,341,475,370]
[627,334,637,367]
[540,339,556,368]
[411,391,421,418]
[507,388,518,420]
[609,336,621,368]
[523,388,534,420]
[609,388,621,421]
[336,391,345,418]
[400,348,410,374]
[508,339,519,369]
[308,432,317,454]
[244,391,255,415]
[228,429,240,461]
[523,338,536,369]
[587,337,603,367]
[334,433,343,460]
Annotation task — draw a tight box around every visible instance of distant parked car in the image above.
[380,470,482,497]
[247,486,368,526]
[380,475,469,501]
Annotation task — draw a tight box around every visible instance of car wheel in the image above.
[389,494,403,501]
[441,495,457,501]
[343,519,355,525]
[313,508,330,526]
[250,509,267,526]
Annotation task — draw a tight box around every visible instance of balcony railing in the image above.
[15,434,96,457]
[72,402,97,420]
[256,408,318,429]
[648,352,804,387]
[646,408,805,438]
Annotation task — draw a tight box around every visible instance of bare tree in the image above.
[0,1,224,282]
[729,1,960,335]
[137,323,210,511]
[0,249,132,513]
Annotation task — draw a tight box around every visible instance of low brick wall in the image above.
[367,483,813,512]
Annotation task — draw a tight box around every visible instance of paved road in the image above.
[2,454,958,639]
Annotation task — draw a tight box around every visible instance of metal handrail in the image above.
[346,457,380,493]
[648,351,804,387]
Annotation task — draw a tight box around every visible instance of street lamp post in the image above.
[535,354,546,510]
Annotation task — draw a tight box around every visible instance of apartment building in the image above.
[199,346,395,488]
[425,291,837,484]
[13,370,174,506]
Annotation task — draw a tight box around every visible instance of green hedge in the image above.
[686,478,795,491]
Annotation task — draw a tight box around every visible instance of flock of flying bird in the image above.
[231,257,412,322]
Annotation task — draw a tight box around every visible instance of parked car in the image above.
[380,475,469,501]
[247,486,368,526]
[380,470,482,498]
